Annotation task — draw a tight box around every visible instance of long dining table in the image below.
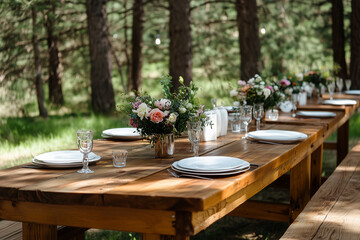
[0,98,358,240]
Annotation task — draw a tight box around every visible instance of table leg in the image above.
[22,222,57,240]
[337,120,349,165]
[311,144,323,196]
[290,155,310,222]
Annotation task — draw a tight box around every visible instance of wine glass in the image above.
[291,94,299,118]
[253,104,264,131]
[76,130,94,174]
[211,98,217,109]
[240,105,253,138]
[336,77,343,93]
[187,121,202,157]
[327,81,335,100]
[345,79,351,91]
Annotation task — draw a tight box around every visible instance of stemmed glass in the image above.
[187,121,202,157]
[211,98,217,109]
[76,130,94,174]
[240,105,253,138]
[291,94,299,118]
[345,79,351,91]
[336,77,343,93]
[327,80,336,100]
[253,104,264,131]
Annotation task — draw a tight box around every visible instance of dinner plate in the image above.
[172,161,249,173]
[34,150,101,164]
[344,90,360,95]
[323,99,357,106]
[102,128,142,140]
[176,156,249,172]
[171,165,250,176]
[247,130,307,143]
[296,111,336,118]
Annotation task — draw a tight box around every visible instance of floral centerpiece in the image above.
[303,71,327,89]
[277,74,302,96]
[230,74,285,110]
[120,76,206,158]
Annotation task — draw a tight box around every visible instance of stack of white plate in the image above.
[247,130,307,144]
[32,150,101,168]
[344,90,360,95]
[102,128,142,140]
[323,99,357,106]
[296,111,336,118]
[171,156,250,177]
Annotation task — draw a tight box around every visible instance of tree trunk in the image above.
[86,0,115,114]
[31,7,48,118]
[331,0,347,80]
[351,0,360,89]
[45,0,64,105]
[236,0,262,80]
[131,0,144,92]
[169,0,192,89]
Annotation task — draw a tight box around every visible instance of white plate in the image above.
[34,150,101,164]
[32,159,84,168]
[176,156,249,172]
[344,90,360,95]
[102,128,141,140]
[172,161,249,173]
[296,111,336,118]
[247,130,307,142]
[224,106,234,111]
[323,99,357,106]
[171,165,250,176]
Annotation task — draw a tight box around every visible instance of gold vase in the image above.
[153,134,175,158]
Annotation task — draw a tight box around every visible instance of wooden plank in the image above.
[0,221,22,240]
[281,144,360,239]
[310,144,323,196]
[22,223,57,240]
[323,141,337,150]
[0,200,176,235]
[229,200,289,222]
[337,120,349,165]
[290,155,310,222]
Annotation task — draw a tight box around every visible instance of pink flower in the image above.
[132,101,141,109]
[197,105,204,116]
[238,80,247,86]
[154,99,171,110]
[279,78,291,86]
[149,108,165,123]
[266,85,274,92]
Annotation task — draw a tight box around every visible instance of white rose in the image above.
[133,102,150,120]
[186,103,193,110]
[179,107,186,113]
[285,88,293,95]
[230,90,238,97]
[263,88,271,99]
[168,113,177,123]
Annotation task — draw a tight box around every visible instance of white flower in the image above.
[260,81,265,85]
[163,110,170,116]
[263,88,271,99]
[274,85,279,91]
[285,88,293,95]
[168,113,177,123]
[179,107,186,113]
[230,90,238,97]
[233,101,240,107]
[186,103,193,110]
[248,78,254,83]
[133,102,150,120]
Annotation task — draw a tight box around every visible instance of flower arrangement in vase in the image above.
[230,74,285,111]
[277,74,303,96]
[120,76,206,158]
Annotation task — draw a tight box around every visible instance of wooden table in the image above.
[0,100,357,239]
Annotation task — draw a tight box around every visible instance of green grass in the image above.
[1,111,359,239]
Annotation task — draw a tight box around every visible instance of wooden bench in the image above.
[281,142,360,239]
[0,220,87,240]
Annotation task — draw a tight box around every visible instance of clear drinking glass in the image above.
[76,130,94,174]
[229,112,241,132]
[291,94,299,118]
[336,77,343,93]
[211,98,217,109]
[327,81,336,100]
[187,121,202,157]
[240,105,253,138]
[112,150,128,167]
[345,79,351,91]
[253,103,264,131]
